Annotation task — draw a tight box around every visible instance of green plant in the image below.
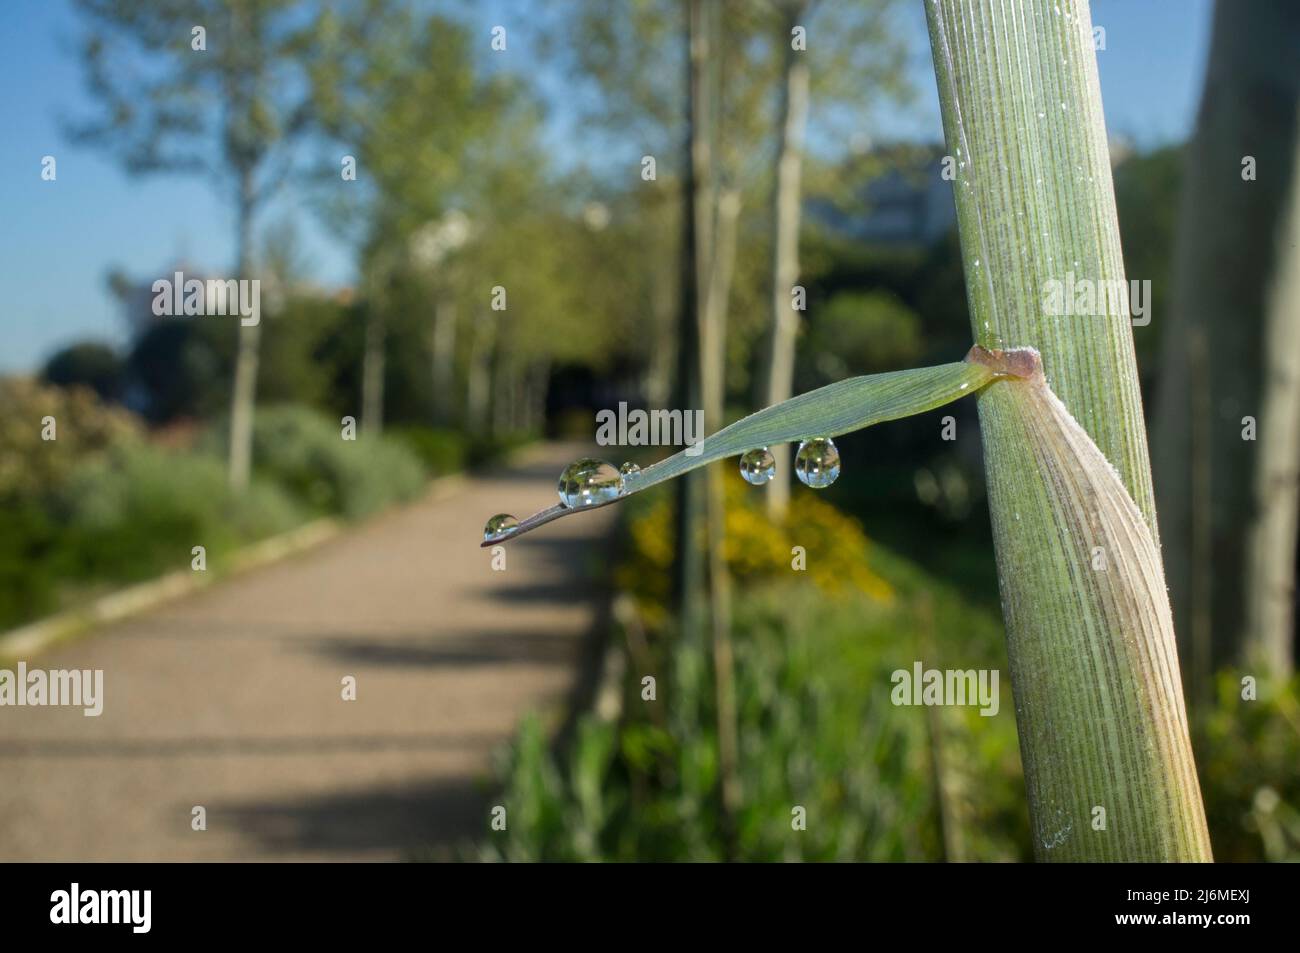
[0,378,141,500]
[477,568,1028,862]
[204,405,428,519]
[389,426,470,476]
[616,476,893,629]
[54,443,304,584]
[1199,672,1300,862]
[483,0,1210,861]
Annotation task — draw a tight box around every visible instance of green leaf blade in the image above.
[481,358,994,546]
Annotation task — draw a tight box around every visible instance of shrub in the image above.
[615,477,894,628]
[389,426,470,476]
[53,443,304,584]
[0,377,141,500]
[204,405,429,519]
[0,503,61,627]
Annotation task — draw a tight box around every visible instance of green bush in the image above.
[0,380,147,628]
[0,377,141,500]
[389,426,470,476]
[468,429,537,468]
[53,443,304,584]
[0,503,61,627]
[204,405,429,519]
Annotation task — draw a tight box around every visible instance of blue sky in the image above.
[0,0,1212,372]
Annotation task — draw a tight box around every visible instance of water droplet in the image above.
[618,462,641,493]
[795,437,841,489]
[557,458,623,508]
[483,513,519,542]
[738,447,775,485]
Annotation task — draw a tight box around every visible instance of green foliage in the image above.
[805,290,923,380]
[0,504,61,627]
[927,0,1208,859]
[476,485,1029,862]
[125,320,228,423]
[41,341,125,402]
[205,405,428,519]
[71,0,320,184]
[254,295,354,411]
[1112,146,1181,372]
[478,572,1028,862]
[388,426,470,476]
[617,477,894,628]
[1199,672,1300,862]
[0,391,441,632]
[53,444,304,584]
[0,378,141,499]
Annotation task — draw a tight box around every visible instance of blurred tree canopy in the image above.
[42,341,124,402]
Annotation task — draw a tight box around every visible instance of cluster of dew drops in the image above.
[483,437,841,543]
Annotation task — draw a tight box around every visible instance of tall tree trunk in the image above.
[759,2,810,520]
[703,185,742,842]
[227,169,259,492]
[431,296,457,426]
[491,345,514,437]
[701,189,740,420]
[466,313,496,434]
[691,0,743,852]
[1154,0,1300,685]
[526,359,550,433]
[672,0,707,629]
[1245,166,1300,678]
[645,252,677,408]
[361,301,387,436]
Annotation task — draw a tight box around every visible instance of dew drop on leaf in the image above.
[618,462,641,494]
[483,513,519,543]
[558,458,623,508]
[738,447,776,486]
[795,437,841,489]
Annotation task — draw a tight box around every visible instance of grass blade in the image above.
[481,356,998,546]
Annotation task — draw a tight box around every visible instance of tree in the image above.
[309,6,576,436]
[42,341,125,402]
[1153,0,1300,688]
[756,0,910,518]
[71,0,321,489]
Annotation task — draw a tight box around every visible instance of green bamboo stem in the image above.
[927,0,1211,860]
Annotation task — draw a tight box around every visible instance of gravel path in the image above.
[0,443,616,861]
